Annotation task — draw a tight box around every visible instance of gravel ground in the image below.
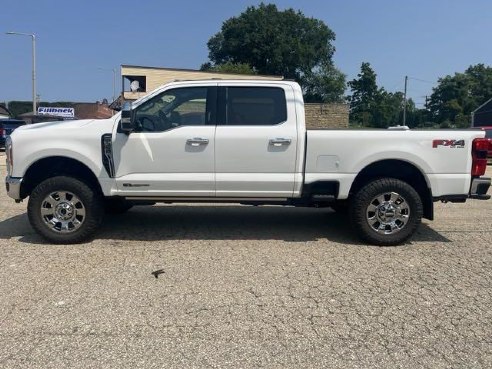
[0,152,491,368]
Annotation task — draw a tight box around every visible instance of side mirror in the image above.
[120,102,134,133]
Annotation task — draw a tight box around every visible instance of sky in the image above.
[1,0,491,107]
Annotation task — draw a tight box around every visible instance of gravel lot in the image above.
[0,152,491,368]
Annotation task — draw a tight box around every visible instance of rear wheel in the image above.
[28,176,104,244]
[349,178,423,246]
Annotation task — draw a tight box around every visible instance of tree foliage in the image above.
[200,61,256,75]
[204,3,345,102]
[347,62,425,128]
[347,62,379,124]
[302,62,346,103]
[429,64,492,127]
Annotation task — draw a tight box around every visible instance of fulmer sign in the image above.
[37,107,75,118]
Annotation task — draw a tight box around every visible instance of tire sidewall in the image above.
[350,178,423,246]
[28,176,103,244]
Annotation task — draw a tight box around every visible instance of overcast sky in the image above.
[1,0,491,106]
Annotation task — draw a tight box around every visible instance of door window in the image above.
[134,87,213,132]
[224,87,287,126]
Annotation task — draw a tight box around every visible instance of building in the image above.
[118,64,349,129]
[74,102,114,119]
[18,102,114,123]
[472,98,492,127]
[121,65,282,101]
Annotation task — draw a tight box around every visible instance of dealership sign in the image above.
[37,107,75,118]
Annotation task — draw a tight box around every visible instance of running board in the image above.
[124,197,289,203]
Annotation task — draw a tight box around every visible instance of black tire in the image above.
[28,176,104,244]
[104,198,133,214]
[349,178,423,246]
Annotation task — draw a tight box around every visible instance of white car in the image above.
[5,80,491,245]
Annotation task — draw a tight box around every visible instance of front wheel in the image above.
[28,176,104,244]
[349,178,423,246]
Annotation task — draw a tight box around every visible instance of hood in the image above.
[10,116,118,142]
[15,119,99,131]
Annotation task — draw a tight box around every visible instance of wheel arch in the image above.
[20,156,103,199]
[349,159,433,220]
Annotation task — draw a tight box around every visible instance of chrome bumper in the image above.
[5,176,22,200]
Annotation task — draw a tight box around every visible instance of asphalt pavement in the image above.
[0,152,491,368]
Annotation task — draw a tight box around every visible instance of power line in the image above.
[408,76,434,84]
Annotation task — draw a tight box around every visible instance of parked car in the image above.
[0,119,26,149]
[5,80,491,245]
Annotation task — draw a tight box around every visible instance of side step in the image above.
[311,194,335,202]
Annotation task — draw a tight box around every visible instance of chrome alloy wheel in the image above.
[366,192,410,235]
[40,191,86,233]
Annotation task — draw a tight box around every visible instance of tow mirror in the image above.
[120,102,134,133]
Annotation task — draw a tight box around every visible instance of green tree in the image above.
[204,3,345,102]
[347,62,422,128]
[347,62,379,125]
[302,61,346,103]
[429,64,492,127]
[200,61,256,75]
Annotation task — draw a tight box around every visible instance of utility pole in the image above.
[6,32,36,115]
[403,75,408,126]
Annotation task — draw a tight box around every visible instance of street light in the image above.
[6,32,36,115]
[97,67,116,103]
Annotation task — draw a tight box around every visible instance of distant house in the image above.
[472,98,492,127]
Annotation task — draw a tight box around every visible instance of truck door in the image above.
[112,85,217,197]
[215,84,298,198]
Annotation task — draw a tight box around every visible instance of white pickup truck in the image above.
[5,80,491,245]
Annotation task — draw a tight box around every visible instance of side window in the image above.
[225,87,287,126]
[134,87,210,132]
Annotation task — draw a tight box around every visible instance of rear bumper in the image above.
[470,177,491,200]
[5,176,22,200]
[434,177,491,202]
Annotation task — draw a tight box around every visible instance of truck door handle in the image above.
[269,138,291,147]
[186,138,209,146]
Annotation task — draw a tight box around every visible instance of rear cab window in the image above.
[221,87,287,126]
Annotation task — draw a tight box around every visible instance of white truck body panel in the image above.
[305,130,483,198]
[113,126,216,196]
[215,81,299,197]
[7,79,490,246]
[10,118,113,180]
[7,79,486,202]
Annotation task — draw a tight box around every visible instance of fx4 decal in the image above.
[432,139,465,148]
